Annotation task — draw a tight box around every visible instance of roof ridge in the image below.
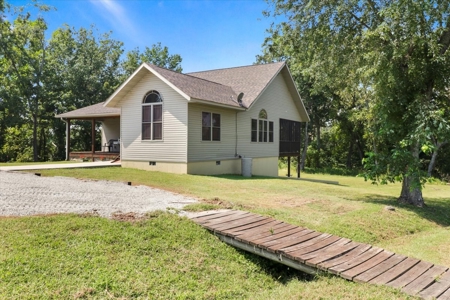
[187,61,285,74]
[145,62,235,89]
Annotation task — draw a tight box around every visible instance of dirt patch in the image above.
[111,212,148,222]
[202,197,234,209]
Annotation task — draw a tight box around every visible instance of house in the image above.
[56,62,309,177]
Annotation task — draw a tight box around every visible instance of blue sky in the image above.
[8,0,279,73]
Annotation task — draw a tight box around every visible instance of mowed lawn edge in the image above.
[0,166,446,299]
[27,167,450,265]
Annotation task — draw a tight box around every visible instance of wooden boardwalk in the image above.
[189,210,450,300]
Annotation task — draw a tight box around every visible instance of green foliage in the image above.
[121,42,183,79]
[0,1,183,162]
[1,125,33,162]
[434,143,450,182]
[263,0,450,205]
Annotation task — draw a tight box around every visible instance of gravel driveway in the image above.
[0,171,197,218]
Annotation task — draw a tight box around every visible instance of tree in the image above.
[0,2,50,161]
[46,25,124,156]
[264,0,450,206]
[121,42,182,79]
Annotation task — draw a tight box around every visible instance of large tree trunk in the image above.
[346,133,354,169]
[398,145,424,207]
[398,175,424,207]
[300,122,309,170]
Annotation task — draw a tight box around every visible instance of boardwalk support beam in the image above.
[215,233,319,275]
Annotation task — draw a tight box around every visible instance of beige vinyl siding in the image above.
[236,72,303,158]
[118,72,187,162]
[188,103,237,161]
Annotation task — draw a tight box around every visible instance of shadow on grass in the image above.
[237,248,316,284]
[196,174,347,186]
[357,195,450,227]
[192,174,282,181]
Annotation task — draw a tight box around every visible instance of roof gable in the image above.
[147,64,240,107]
[104,63,241,108]
[188,62,285,108]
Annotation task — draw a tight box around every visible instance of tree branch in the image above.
[439,16,450,55]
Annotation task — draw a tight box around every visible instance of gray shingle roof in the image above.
[146,63,241,107]
[188,62,285,108]
[57,61,289,118]
[55,102,120,119]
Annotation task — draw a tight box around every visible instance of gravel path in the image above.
[0,171,197,218]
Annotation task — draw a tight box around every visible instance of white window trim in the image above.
[142,91,164,141]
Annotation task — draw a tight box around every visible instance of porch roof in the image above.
[55,102,120,119]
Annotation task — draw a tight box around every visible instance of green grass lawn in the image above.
[2,166,448,299]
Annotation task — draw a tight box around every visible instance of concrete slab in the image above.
[0,161,121,171]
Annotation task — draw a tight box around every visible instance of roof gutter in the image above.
[55,113,120,119]
[189,98,246,111]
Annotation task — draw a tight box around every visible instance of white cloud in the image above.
[89,0,140,43]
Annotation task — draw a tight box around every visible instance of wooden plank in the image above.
[190,209,450,300]
[191,210,240,223]
[354,254,407,283]
[386,260,434,289]
[261,229,312,249]
[317,243,372,271]
[216,233,318,275]
[328,246,383,275]
[438,287,450,300]
[340,250,394,280]
[230,220,282,238]
[235,222,291,243]
[288,236,343,262]
[244,224,299,245]
[199,211,250,226]
[305,240,359,267]
[300,238,351,262]
[207,214,268,231]
[188,210,230,220]
[266,230,320,253]
[402,265,448,296]
[369,257,420,285]
[223,219,278,237]
[280,233,332,254]
[252,227,306,245]
[419,269,450,300]
[190,209,237,222]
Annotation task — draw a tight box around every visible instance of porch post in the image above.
[297,155,300,178]
[91,119,95,161]
[287,156,291,177]
[66,118,71,161]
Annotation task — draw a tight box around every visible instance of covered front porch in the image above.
[55,102,121,162]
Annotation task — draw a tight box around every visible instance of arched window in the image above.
[251,108,273,143]
[259,109,268,119]
[142,90,163,140]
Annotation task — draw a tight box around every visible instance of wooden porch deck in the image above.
[189,210,450,300]
[69,151,119,161]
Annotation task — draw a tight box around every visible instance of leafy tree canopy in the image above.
[121,42,183,79]
[263,0,450,206]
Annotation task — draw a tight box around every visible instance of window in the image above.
[142,90,163,140]
[252,109,273,143]
[202,112,220,141]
